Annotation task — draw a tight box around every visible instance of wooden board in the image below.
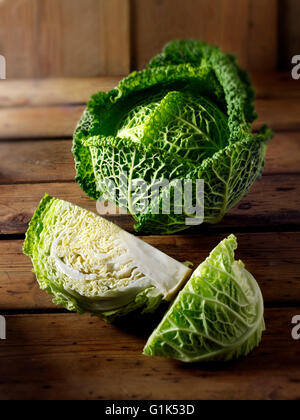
[1,232,300,311]
[0,0,130,78]
[132,0,278,71]
[0,78,122,108]
[0,308,299,400]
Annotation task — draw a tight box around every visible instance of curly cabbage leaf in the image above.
[23,195,191,322]
[143,235,265,362]
[73,40,273,234]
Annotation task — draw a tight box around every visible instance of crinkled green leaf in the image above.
[143,235,265,362]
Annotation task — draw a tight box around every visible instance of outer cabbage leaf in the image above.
[85,128,270,233]
[23,194,191,322]
[143,235,265,362]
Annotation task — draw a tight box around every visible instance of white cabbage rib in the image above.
[48,200,191,311]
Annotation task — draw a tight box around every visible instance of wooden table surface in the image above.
[0,73,299,400]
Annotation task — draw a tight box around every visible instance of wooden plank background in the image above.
[0,0,131,77]
[0,0,298,77]
[0,0,300,402]
[132,0,278,71]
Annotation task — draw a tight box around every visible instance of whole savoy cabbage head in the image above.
[74,39,273,235]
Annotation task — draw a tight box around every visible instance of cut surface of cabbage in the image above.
[23,194,191,320]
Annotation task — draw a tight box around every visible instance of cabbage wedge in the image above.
[144,235,265,362]
[23,195,192,321]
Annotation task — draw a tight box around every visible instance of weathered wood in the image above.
[0,73,296,109]
[251,72,300,99]
[132,0,278,71]
[255,99,300,132]
[0,106,83,139]
[1,232,300,311]
[0,140,76,184]
[0,99,297,139]
[248,0,278,71]
[0,78,122,108]
[0,309,299,400]
[0,133,298,185]
[0,0,130,78]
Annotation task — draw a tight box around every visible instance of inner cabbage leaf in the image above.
[143,235,265,362]
[23,194,191,321]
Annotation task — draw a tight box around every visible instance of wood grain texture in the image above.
[0,133,298,185]
[0,99,298,139]
[1,232,300,311]
[0,105,84,139]
[131,0,278,71]
[0,0,130,78]
[0,308,299,400]
[248,0,278,71]
[0,77,122,107]
[0,73,296,109]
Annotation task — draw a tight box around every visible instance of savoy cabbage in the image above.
[23,194,191,322]
[144,235,265,362]
[73,40,272,234]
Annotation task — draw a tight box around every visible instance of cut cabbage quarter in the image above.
[23,195,192,321]
[144,235,265,362]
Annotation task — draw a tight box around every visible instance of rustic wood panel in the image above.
[131,0,278,71]
[0,73,297,109]
[251,72,300,99]
[0,105,83,139]
[0,174,299,236]
[248,0,278,71]
[0,78,122,107]
[0,133,298,185]
[0,0,130,78]
[0,99,298,139]
[1,232,300,311]
[0,309,299,400]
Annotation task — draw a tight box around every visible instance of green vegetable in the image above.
[144,235,265,362]
[73,40,272,234]
[23,194,191,322]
